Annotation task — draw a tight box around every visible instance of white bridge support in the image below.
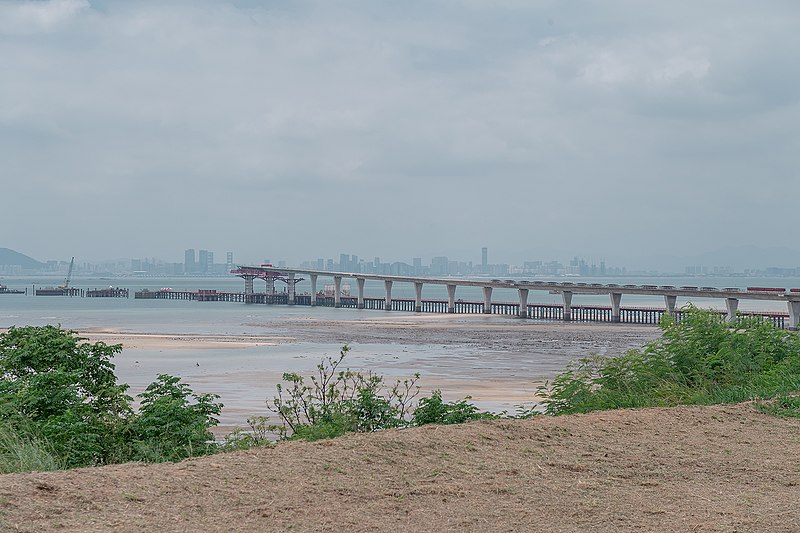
[414,282,423,312]
[788,301,800,331]
[518,288,529,318]
[267,277,276,296]
[611,292,622,323]
[357,278,366,309]
[288,273,296,305]
[384,280,393,311]
[482,287,493,314]
[562,290,573,321]
[310,274,318,306]
[664,295,677,316]
[447,284,457,313]
[333,276,342,308]
[726,298,739,322]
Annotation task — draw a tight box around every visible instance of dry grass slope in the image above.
[1,403,798,532]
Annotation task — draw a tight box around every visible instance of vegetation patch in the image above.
[0,326,221,473]
[540,307,800,415]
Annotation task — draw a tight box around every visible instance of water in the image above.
[2,274,798,327]
[1,272,796,428]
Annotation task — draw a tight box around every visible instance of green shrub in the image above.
[541,307,800,415]
[120,374,222,462]
[0,326,223,468]
[268,345,421,440]
[413,390,495,425]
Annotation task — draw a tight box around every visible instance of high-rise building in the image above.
[184,249,195,274]
[481,247,488,273]
[198,250,213,273]
[431,256,449,276]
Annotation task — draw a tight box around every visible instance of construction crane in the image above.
[61,257,74,289]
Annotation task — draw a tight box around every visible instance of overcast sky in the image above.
[2,0,799,268]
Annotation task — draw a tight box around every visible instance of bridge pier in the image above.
[414,282,423,312]
[288,273,296,305]
[384,280,393,311]
[518,288,529,318]
[310,274,318,306]
[664,295,677,317]
[788,301,800,331]
[482,287,493,314]
[562,290,573,321]
[357,277,365,309]
[447,284,457,313]
[334,276,342,308]
[726,298,739,322]
[243,275,255,303]
[610,292,622,323]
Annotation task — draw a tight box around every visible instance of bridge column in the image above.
[664,295,677,317]
[562,291,573,321]
[334,276,342,308]
[356,278,365,309]
[414,282,423,312]
[788,301,800,331]
[610,292,622,323]
[384,280,393,311]
[288,273,296,305]
[482,287,493,314]
[726,298,739,323]
[310,274,318,306]
[447,284,457,313]
[518,288,529,318]
[243,276,255,304]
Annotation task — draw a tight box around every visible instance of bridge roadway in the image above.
[233,266,800,330]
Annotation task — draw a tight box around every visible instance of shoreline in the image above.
[3,318,662,432]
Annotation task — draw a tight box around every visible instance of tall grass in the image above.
[0,421,62,474]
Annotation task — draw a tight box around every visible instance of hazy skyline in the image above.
[2,1,799,269]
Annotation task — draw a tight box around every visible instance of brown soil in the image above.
[2,403,798,532]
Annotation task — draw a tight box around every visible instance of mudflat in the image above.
[76,317,661,429]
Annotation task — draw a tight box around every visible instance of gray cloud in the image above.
[1,0,798,267]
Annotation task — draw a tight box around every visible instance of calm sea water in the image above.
[2,273,797,329]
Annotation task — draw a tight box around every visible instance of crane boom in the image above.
[63,257,74,289]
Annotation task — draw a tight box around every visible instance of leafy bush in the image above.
[267,345,505,440]
[413,390,496,425]
[0,326,223,470]
[268,345,421,440]
[541,307,800,415]
[120,374,222,462]
[222,416,274,451]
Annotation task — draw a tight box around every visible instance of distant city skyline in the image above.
[3,245,799,279]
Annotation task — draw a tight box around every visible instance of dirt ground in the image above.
[1,402,798,532]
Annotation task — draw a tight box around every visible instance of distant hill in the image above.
[0,248,45,269]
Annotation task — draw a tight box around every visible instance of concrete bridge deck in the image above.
[232,266,800,330]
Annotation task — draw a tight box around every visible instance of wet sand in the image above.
[71,315,661,432]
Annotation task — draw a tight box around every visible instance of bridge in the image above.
[231,266,800,330]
